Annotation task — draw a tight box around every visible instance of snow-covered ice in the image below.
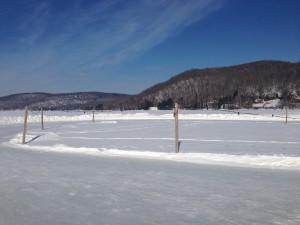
[1,109,300,224]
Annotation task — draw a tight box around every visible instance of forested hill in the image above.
[117,60,300,109]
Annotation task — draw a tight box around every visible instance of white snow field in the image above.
[1,109,300,225]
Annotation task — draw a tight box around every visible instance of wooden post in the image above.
[285,105,288,124]
[174,103,179,153]
[41,107,44,130]
[22,106,29,144]
[93,107,95,122]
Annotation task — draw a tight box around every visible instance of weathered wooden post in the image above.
[93,106,95,122]
[41,107,44,130]
[285,104,288,124]
[22,106,29,144]
[174,103,179,153]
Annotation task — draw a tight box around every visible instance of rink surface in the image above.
[1,109,300,224]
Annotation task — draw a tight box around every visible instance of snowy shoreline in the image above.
[1,109,300,125]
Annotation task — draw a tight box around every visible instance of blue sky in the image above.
[0,0,299,96]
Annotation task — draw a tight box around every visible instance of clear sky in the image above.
[0,0,299,96]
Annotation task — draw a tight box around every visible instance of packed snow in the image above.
[1,109,300,224]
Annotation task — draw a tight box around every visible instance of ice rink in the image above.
[1,109,300,224]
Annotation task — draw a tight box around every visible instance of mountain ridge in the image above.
[0,92,129,110]
[1,60,300,110]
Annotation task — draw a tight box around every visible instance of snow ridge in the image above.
[5,135,300,170]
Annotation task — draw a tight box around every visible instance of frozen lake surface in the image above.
[1,109,300,224]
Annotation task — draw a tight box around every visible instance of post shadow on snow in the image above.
[25,135,41,144]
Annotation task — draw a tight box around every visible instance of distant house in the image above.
[292,98,300,103]
[149,107,158,111]
[289,98,300,108]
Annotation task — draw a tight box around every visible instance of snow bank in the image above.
[6,134,300,170]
